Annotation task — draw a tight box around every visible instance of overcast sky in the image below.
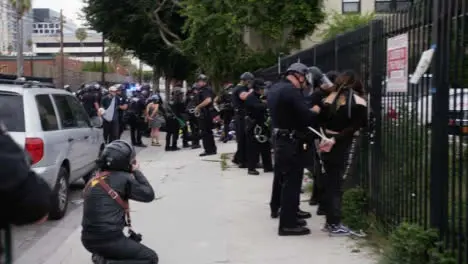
[33,0,85,26]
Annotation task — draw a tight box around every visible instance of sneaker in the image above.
[328,224,351,237]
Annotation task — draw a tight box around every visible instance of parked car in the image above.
[409,89,468,136]
[0,79,105,220]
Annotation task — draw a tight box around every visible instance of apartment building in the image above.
[0,0,14,53]
[0,0,34,53]
[299,0,413,50]
[32,8,78,35]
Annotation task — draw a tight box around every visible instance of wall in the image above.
[0,56,125,87]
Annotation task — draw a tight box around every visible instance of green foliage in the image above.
[83,0,195,80]
[75,28,88,43]
[81,62,113,73]
[105,42,127,67]
[9,0,31,16]
[179,0,325,84]
[342,187,369,230]
[380,223,456,264]
[320,12,375,40]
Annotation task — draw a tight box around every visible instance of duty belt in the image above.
[274,128,295,140]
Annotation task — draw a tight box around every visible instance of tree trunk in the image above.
[152,67,160,93]
[164,77,171,104]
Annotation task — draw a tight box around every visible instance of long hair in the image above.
[335,70,365,96]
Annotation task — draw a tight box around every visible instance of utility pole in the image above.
[101,35,105,83]
[59,9,65,88]
[15,0,23,78]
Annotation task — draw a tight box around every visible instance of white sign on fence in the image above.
[386,33,409,93]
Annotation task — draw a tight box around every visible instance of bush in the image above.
[342,187,369,230]
[380,222,456,264]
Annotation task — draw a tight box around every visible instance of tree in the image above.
[8,0,31,16]
[7,44,13,54]
[26,39,33,75]
[178,0,326,87]
[105,42,126,68]
[320,12,375,40]
[82,0,195,83]
[75,28,88,47]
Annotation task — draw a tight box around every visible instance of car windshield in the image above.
[0,91,25,131]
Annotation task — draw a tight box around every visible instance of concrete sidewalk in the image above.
[21,142,377,264]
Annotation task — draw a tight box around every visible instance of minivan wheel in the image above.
[49,166,69,220]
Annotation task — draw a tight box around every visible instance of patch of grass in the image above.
[220,153,228,171]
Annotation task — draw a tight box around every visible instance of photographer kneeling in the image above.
[81,140,158,264]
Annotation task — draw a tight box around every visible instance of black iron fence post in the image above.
[429,0,449,235]
[369,19,384,215]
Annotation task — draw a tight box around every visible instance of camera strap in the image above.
[84,171,132,228]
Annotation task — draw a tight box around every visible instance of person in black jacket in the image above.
[81,140,157,264]
[244,79,273,175]
[165,87,185,151]
[0,126,51,262]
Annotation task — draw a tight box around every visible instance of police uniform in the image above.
[216,85,234,143]
[267,63,318,236]
[244,80,273,175]
[117,88,129,138]
[185,86,201,148]
[231,84,250,167]
[165,89,185,151]
[197,84,217,156]
[127,93,147,146]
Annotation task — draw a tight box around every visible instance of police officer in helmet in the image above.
[267,62,322,236]
[214,83,235,143]
[127,90,147,147]
[244,79,273,175]
[185,83,201,149]
[81,140,157,263]
[193,74,217,156]
[231,72,254,168]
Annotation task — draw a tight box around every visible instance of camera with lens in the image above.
[128,229,142,243]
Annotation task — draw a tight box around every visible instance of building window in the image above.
[38,24,43,28]
[342,0,361,13]
[55,24,59,28]
[33,24,36,28]
[375,0,412,13]
[33,30,38,33]
[45,30,49,33]
[39,30,43,33]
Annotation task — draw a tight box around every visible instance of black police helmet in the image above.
[97,140,136,172]
[197,74,208,81]
[240,72,254,81]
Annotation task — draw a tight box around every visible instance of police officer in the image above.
[116,85,129,139]
[80,83,101,126]
[127,91,147,147]
[244,79,273,175]
[215,83,235,143]
[165,87,185,151]
[267,62,322,236]
[231,72,254,168]
[194,74,217,156]
[185,84,201,149]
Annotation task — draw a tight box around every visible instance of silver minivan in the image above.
[0,80,104,220]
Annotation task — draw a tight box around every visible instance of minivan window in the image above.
[36,94,59,131]
[66,95,91,128]
[0,92,25,131]
[53,95,78,128]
